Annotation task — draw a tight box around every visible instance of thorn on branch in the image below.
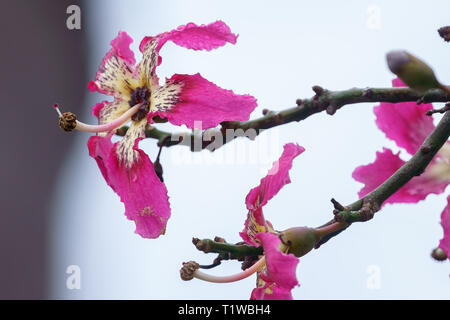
[214,236,226,243]
[312,85,324,97]
[330,198,347,212]
[326,102,338,115]
[420,145,432,154]
[362,88,374,98]
[180,261,200,281]
[438,26,450,42]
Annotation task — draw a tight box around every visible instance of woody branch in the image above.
[116,86,449,151]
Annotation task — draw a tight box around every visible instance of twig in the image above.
[117,86,449,151]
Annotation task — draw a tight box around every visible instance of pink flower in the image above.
[352,78,450,205]
[190,144,305,300]
[242,143,305,300]
[56,21,257,239]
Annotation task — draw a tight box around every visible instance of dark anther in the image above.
[59,112,77,132]
[129,86,151,107]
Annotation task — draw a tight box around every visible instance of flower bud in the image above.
[386,50,441,92]
[431,248,448,262]
[280,227,320,258]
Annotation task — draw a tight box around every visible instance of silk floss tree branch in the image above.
[117,85,450,151]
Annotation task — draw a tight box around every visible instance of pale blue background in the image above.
[49,0,450,299]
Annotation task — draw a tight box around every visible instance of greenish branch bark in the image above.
[192,238,263,260]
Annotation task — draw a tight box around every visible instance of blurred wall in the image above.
[0,0,87,299]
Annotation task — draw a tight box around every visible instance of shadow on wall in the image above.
[0,0,88,299]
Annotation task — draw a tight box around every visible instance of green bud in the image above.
[386,50,442,92]
[280,227,320,258]
[431,248,448,262]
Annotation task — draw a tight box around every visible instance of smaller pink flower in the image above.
[189,143,305,300]
[352,78,450,205]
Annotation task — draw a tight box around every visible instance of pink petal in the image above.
[147,73,257,129]
[91,99,129,125]
[110,31,136,66]
[138,21,237,84]
[88,135,171,239]
[353,148,448,204]
[246,143,305,211]
[374,78,435,155]
[256,232,299,290]
[240,144,304,245]
[89,31,137,98]
[87,135,114,187]
[250,284,293,300]
[139,20,237,54]
[438,196,450,257]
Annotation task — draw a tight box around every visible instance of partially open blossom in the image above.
[187,143,343,300]
[353,78,450,205]
[55,21,257,238]
[243,143,305,300]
